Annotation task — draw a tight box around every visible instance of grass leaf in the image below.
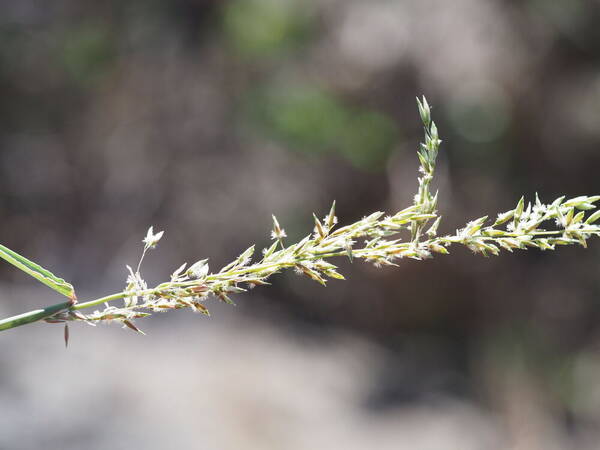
[0,243,76,300]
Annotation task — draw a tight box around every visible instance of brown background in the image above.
[2,1,600,448]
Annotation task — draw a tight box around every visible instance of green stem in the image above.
[0,290,146,332]
[72,291,132,311]
[0,300,73,331]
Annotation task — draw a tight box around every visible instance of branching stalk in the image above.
[1,97,600,335]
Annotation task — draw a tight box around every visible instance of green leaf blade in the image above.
[0,243,76,300]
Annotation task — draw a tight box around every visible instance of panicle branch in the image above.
[3,96,599,335]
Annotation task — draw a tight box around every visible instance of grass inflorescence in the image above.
[1,96,600,339]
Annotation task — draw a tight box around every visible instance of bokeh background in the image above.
[2,1,600,448]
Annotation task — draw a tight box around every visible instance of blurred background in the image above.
[2,0,600,448]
